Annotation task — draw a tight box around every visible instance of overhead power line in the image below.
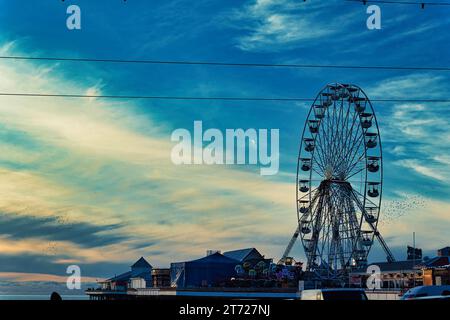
[345,0,450,7]
[1,92,449,103]
[1,55,450,72]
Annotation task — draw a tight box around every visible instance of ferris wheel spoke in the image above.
[341,104,359,150]
[335,99,347,162]
[335,110,360,175]
[339,129,365,176]
[317,106,340,175]
[331,102,343,170]
[312,150,327,174]
[339,100,353,151]
[314,135,329,170]
[311,102,330,176]
[341,100,353,143]
[320,106,332,166]
[334,102,352,175]
[325,98,337,164]
[344,134,366,172]
[312,165,325,178]
[326,103,337,168]
[343,120,364,161]
[333,99,346,164]
[345,155,366,180]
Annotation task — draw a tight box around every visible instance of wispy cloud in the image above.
[0,213,127,248]
[397,159,447,182]
[0,42,298,273]
[229,0,355,52]
[369,74,446,99]
[367,75,450,191]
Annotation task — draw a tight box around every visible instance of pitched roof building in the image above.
[132,257,153,269]
[170,252,239,288]
[99,257,153,291]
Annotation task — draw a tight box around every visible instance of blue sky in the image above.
[0,0,449,291]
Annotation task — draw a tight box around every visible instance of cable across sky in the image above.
[345,0,450,7]
[1,55,450,72]
[1,92,449,103]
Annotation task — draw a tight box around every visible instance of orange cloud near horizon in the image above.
[0,272,103,283]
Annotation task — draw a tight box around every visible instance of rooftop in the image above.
[131,257,152,269]
[104,271,132,282]
[188,251,239,264]
[420,256,450,268]
[222,248,263,262]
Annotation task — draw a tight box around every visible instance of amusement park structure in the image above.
[279,83,395,282]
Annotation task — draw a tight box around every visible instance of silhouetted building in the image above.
[438,246,450,257]
[170,252,238,288]
[350,260,422,289]
[223,247,273,278]
[407,246,422,260]
[99,257,153,291]
[152,268,171,287]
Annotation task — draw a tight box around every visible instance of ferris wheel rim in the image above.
[295,83,383,278]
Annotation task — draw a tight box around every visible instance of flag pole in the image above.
[413,232,416,288]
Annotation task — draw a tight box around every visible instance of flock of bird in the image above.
[378,194,426,226]
[40,195,426,255]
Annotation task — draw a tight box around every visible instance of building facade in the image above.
[99,257,153,291]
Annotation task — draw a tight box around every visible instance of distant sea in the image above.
[0,280,96,300]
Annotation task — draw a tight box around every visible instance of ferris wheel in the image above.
[280,83,395,281]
